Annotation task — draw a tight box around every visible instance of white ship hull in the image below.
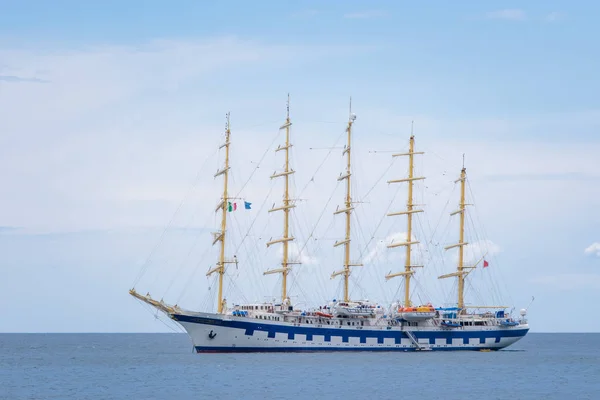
[172,312,529,353]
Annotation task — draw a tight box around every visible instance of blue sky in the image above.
[1,1,599,332]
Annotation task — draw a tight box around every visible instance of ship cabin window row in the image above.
[255,315,281,321]
[240,305,274,311]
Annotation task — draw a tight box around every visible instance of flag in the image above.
[483,260,489,268]
[244,201,252,210]
[228,202,237,212]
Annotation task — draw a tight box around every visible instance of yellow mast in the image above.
[439,162,471,310]
[385,130,425,307]
[206,112,235,313]
[456,166,467,309]
[331,99,361,302]
[265,94,298,302]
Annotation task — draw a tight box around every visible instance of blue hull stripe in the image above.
[195,346,501,353]
[173,314,529,343]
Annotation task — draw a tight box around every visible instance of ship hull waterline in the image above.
[171,312,529,353]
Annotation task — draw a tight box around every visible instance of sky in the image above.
[1,1,600,333]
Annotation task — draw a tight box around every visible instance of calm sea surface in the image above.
[1,333,599,400]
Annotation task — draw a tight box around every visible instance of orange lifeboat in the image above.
[316,311,333,318]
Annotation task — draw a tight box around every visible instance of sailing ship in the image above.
[130,98,530,352]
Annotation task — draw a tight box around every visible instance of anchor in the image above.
[208,330,217,339]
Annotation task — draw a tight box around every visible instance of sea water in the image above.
[1,333,599,400]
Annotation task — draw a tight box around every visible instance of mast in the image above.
[331,98,361,302]
[439,160,472,310]
[385,129,425,307]
[206,112,235,314]
[265,94,298,302]
[456,166,467,309]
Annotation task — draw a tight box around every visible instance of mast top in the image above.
[348,97,356,122]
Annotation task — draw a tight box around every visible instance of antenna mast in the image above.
[385,128,425,306]
[265,94,298,302]
[206,112,235,313]
[332,98,362,302]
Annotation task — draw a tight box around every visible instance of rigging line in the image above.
[177,242,215,304]
[135,300,184,333]
[158,187,221,298]
[155,310,185,333]
[236,120,281,130]
[289,211,336,300]
[361,156,397,201]
[288,268,310,306]
[414,213,436,297]
[357,184,402,260]
[290,211,329,298]
[296,180,341,260]
[426,183,457,301]
[176,183,257,304]
[235,213,270,298]
[465,178,513,304]
[234,183,275,254]
[428,183,457,245]
[348,156,396,271]
[175,216,220,302]
[224,270,250,304]
[170,179,226,301]
[132,146,219,288]
[200,275,218,311]
[348,274,368,301]
[232,128,281,200]
[303,119,347,124]
[162,226,207,300]
[297,129,346,199]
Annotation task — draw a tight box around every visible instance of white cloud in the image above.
[344,10,387,19]
[275,242,318,265]
[363,232,426,265]
[585,243,600,257]
[461,239,501,265]
[0,37,375,232]
[485,9,527,21]
[364,231,405,264]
